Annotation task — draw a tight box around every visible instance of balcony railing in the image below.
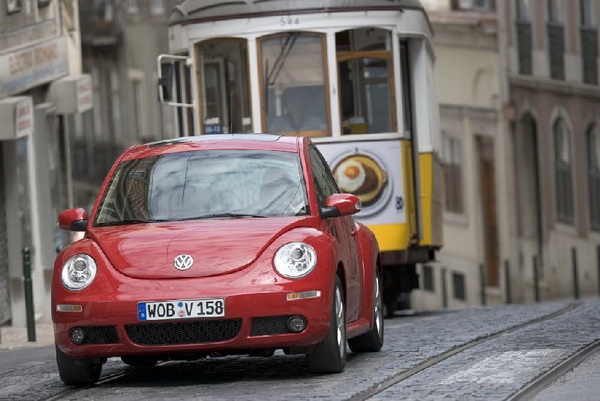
[78,0,122,47]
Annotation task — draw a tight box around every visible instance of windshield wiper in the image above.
[95,218,168,226]
[183,213,267,220]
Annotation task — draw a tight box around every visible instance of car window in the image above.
[94,150,309,225]
[309,146,340,206]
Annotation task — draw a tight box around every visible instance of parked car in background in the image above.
[52,134,383,385]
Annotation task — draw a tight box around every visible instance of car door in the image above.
[308,146,362,321]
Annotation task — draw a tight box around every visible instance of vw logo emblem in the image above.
[173,254,194,270]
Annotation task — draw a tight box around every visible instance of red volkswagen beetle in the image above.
[52,134,382,385]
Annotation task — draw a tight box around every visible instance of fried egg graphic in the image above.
[333,154,388,206]
[335,159,366,193]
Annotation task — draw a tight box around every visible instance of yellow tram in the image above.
[158,0,442,313]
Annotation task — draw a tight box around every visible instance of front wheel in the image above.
[348,268,384,352]
[306,276,346,373]
[55,344,102,386]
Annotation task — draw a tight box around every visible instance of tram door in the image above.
[197,40,252,135]
[514,114,543,299]
[477,136,499,287]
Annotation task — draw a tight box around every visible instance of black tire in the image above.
[121,355,158,367]
[348,269,384,352]
[306,276,346,373]
[55,344,102,386]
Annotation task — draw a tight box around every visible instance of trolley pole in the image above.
[441,268,448,309]
[22,247,36,342]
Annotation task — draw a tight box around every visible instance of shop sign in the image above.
[48,74,93,114]
[0,96,34,140]
[0,36,69,97]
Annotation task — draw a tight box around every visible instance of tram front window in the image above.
[260,33,329,136]
[336,29,396,135]
[198,40,251,134]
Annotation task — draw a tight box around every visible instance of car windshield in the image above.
[93,149,309,225]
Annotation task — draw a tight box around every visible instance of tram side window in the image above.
[260,32,329,136]
[336,28,396,135]
[198,40,251,134]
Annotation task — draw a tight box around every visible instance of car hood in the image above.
[89,217,312,279]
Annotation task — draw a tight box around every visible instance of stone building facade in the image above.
[415,0,600,309]
[0,0,89,328]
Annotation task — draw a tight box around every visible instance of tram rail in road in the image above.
[2,299,600,401]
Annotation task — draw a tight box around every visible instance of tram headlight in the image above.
[61,254,97,291]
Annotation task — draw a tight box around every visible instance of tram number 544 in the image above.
[280,17,300,27]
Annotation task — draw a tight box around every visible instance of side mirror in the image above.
[321,194,362,219]
[58,208,88,232]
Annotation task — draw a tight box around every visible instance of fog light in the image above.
[70,328,85,345]
[287,316,307,333]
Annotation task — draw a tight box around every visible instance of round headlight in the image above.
[61,254,97,291]
[274,242,317,278]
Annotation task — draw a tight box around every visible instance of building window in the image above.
[582,0,597,26]
[93,0,114,24]
[554,118,574,224]
[547,0,564,22]
[38,0,50,7]
[547,0,565,79]
[126,0,139,14]
[588,125,600,231]
[6,0,22,13]
[422,265,435,292]
[453,0,495,11]
[150,0,164,15]
[517,0,532,20]
[452,272,466,301]
[581,0,598,85]
[516,0,533,74]
[443,135,464,214]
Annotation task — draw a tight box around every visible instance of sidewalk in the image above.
[0,322,54,351]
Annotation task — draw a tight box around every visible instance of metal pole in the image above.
[22,247,36,342]
[572,247,580,300]
[597,245,600,297]
[504,259,511,304]
[533,255,540,303]
[479,263,486,305]
[441,268,447,309]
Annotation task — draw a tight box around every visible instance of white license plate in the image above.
[137,298,225,321]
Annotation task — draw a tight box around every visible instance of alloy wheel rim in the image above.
[374,274,383,338]
[335,286,345,357]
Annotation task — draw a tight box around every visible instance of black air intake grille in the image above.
[125,319,242,345]
[77,326,120,344]
[250,316,295,336]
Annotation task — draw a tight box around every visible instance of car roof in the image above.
[120,134,305,161]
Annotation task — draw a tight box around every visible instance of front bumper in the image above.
[53,277,333,359]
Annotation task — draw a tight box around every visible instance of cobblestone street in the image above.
[2,299,599,400]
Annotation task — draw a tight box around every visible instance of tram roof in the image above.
[169,0,426,25]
